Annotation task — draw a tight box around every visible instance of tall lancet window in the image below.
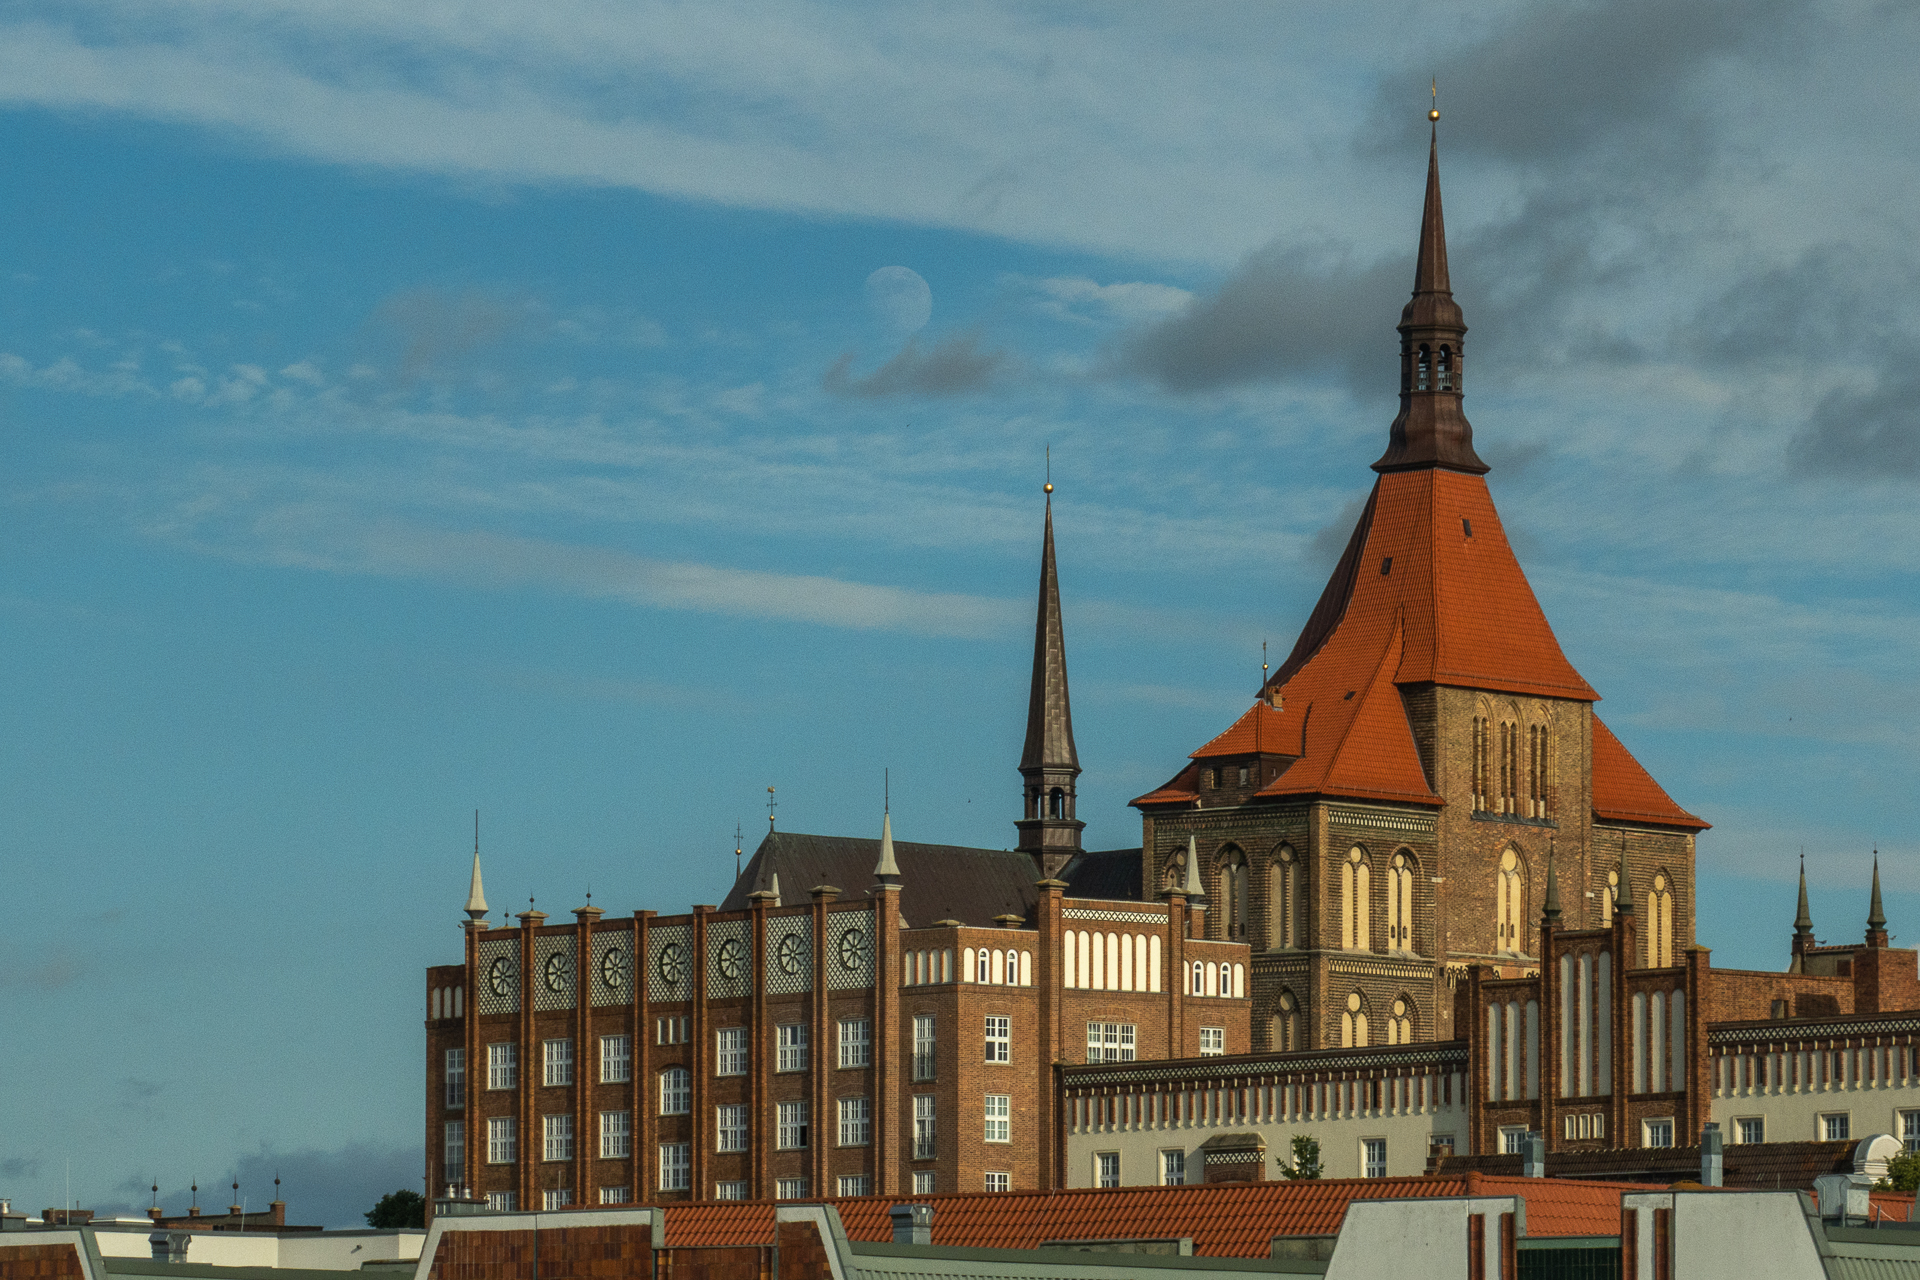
[1647,873,1675,967]
[1273,991,1299,1052]
[1386,850,1416,954]
[1341,847,1372,951]
[1341,991,1370,1048]
[1601,869,1619,927]
[1499,721,1519,814]
[1271,845,1298,949]
[1220,849,1248,941]
[1527,724,1549,818]
[1496,848,1526,954]
[1472,715,1492,810]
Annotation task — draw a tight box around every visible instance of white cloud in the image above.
[1030,276,1193,325]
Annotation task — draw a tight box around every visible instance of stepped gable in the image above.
[1591,715,1708,830]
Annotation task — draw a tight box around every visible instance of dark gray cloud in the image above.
[823,333,1004,397]
[1791,369,1920,479]
[1,1157,43,1179]
[93,1144,420,1230]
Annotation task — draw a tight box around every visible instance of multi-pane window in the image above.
[487,1042,517,1090]
[444,1121,464,1174]
[984,1016,1011,1064]
[659,1067,690,1115]
[487,1116,516,1164]
[1903,1111,1920,1153]
[1646,1119,1676,1148]
[1199,1027,1224,1056]
[543,1114,573,1162]
[984,1172,1011,1192]
[984,1094,1011,1143]
[543,1039,573,1087]
[717,1104,748,1152]
[656,1016,690,1045]
[838,1097,871,1147]
[838,1175,871,1197]
[775,1178,808,1200]
[716,1027,748,1076]
[1096,1152,1120,1188]
[777,1100,810,1149]
[486,1192,516,1212]
[1501,1127,1528,1154]
[777,1024,809,1072]
[1738,1117,1766,1145]
[1362,1138,1387,1178]
[913,1095,936,1159]
[714,1182,748,1201]
[1160,1150,1184,1186]
[913,1014,937,1080]
[543,1189,571,1210]
[912,1172,936,1194]
[838,1019,872,1068]
[1086,1023,1136,1063]
[599,1187,629,1205]
[658,1144,690,1191]
[445,1048,466,1108]
[599,1111,631,1159]
[600,1035,631,1084]
[1824,1113,1851,1142]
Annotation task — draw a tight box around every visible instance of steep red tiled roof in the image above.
[1131,761,1199,808]
[662,1202,775,1247]
[1591,716,1708,831]
[1191,702,1293,759]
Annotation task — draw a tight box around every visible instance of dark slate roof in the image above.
[719,832,1146,927]
[1433,1139,1858,1190]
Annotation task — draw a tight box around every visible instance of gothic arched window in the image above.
[1273,990,1299,1052]
[1496,848,1526,954]
[1221,848,1248,941]
[1271,845,1298,949]
[1648,872,1675,967]
[1341,847,1372,951]
[1386,850,1416,954]
[1341,991,1370,1048]
[1048,787,1066,819]
[1602,868,1619,927]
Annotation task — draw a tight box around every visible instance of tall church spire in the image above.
[1374,124,1489,476]
[1789,853,1814,972]
[1868,850,1889,947]
[1017,485,1084,879]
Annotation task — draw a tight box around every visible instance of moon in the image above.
[865,266,932,334]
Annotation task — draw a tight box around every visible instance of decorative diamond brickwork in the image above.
[533,934,576,1011]
[476,936,519,1015]
[648,924,693,1001]
[765,915,812,995]
[827,906,874,990]
[591,928,632,1007]
[706,919,751,1001]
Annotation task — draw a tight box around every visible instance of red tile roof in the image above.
[1591,715,1708,830]
[1191,702,1294,759]
[649,1175,1648,1258]
[1130,761,1199,807]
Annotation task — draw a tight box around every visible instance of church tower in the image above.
[1016,485,1084,880]
[1131,123,1707,1052]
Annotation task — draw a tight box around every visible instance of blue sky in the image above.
[3,0,1920,1226]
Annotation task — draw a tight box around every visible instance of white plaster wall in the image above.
[1713,1075,1920,1144]
[279,1232,425,1268]
[1651,1191,1824,1280]
[1323,1197,1519,1280]
[86,1228,422,1269]
[1066,1103,1466,1186]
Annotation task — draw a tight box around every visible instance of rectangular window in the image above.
[838,1097,872,1147]
[1501,1126,1528,1154]
[543,1114,573,1162]
[714,1182,748,1201]
[658,1143,690,1191]
[599,1111,631,1159]
[600,1035,631,1084]
[1086,1023,1137,1063]
[445,1048,466,1109]
[543,1039,573,1087]
[1160,1149,1185,1186]
[717,1104,749,1152]
[837,1175,871,1197]
[913,1014,937,1080]
[1363,1138,1387,1178]
[1645,1118,1675,1148]
[777,1100,810,1150]
[543,1189,571,1210]
[444,1120,464,1173]
[487,1042,517,1090]
[777,1024,809,1072]
[716,1027,748,1076]
[599,1187,629,1205]
[1430,1135,1456,1158]
[1199,1027,1225,1056]
[486,1192,516,1212]
[1096,1152,1120,1188]
[839,1019,872,1068]
[775,1178,808,1201]
[1823,1113,1851,1142]
[1903,1111,1920,1153]
[984,1015,1011,1064]
[655,1016,690,1045]
[912,1172,936,1194]
[487,1116,516,1164]
[984,1094,1011,1143]
[659,1068,690,1115]
[984,1172,1011,1192]
[1738,1117,1766,1146]
[913,1094,937,1159]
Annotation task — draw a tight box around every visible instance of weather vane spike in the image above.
[884,767,890,813]
[1430,77,1440,122]
[1044,445,1053,495]
[767,785,777,830]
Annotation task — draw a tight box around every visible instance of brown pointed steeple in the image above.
[1789,853,1814,972]
[1868,851,1889,947]
[1374,126,1489,476]
[1017,488,1084,878]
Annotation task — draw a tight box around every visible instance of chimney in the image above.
[890,1203,932,1246]
[1521,1133,1546,1178]
[1700,1122,1723,1187]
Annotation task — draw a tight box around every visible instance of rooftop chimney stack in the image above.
[890,1203,932,1246]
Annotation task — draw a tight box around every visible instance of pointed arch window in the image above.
[1385,996,1414,1045]
[1499,721,1519,815]
[1341,847,1372,951]
[1496,848,1526,955]
[1271,845,1299,949]
[1602,869,1619,927]
[1341,992,1370,1048]
[1273,990,1299,1052]
[1164,848,1186,893]
[1437,345,1453,391]
[1472,715,1491,810]
[1220,849,1248,941]
[1048,788,1066,819]
[1527,724,1549,818]
[1386,850,1416,954]
[1417,344,1431,391]
[1647,873,1675,967]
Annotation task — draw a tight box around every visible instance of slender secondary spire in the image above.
[1542,844,1562,924]
[1016,482,1085,878]
[1795,853,1814,935]
[1373,118,1489,475]
[1180,835,1204,899]
[1868,850,1888,946]
[464,811,488,922]
[874,809,901,884]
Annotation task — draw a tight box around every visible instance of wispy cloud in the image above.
[823,333,1006,398]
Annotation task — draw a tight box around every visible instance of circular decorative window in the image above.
[657,942,685,984]
[542,951,572,993]
[599,947,627,990]
[837,928,868,971]
[776,933,805,975]
[487,955,514,997]
[717,937,745,980]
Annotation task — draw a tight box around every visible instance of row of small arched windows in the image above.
[1269,989,1417,1051]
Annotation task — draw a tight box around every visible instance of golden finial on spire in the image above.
[1044,445,1053,494]
[1429,78,1440,122]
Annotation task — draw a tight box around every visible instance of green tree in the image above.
[1879,1152,1920,1192]
[1279,1135,1323,1181]
[365,1189,426,1229]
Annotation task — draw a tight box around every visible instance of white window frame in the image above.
[1199,1027,1224,1056]
[912,1171,935,1194]
[1644,1118,1675,1148]
[1087,1022,1136,1063]
[600,1035,631,1084]
[775,1177,808,1201]
[984,1015,1011,1064]
[717,1104,749,1152]
[838,1096,872,1147]
[486,1192,516,1212]
[1362,1137,1387,1178]
[913,1094,936,1159]
[599,1110,631,1159]
[486,1116,516,1164]
[714,1181,748,1201]
[1822,1112,1851,1143]
[1737,1116,1766,1146]
[543,1189,571,1210]
[658,1143,690,1191]
[542,1113,573,1162]
[839,1019,872,1068]
[984,1094,1011,1143]
[543,1038,573,1087]
[777,1100,810,1150]
[444,1120,464,1172]
[1160,1149,1184,1186]
[1500,1126,1529,1154]
[984,1172,1011,1192]
[716,1027,748,1076]
[1095,1151,1120,1188]
[913,1014,937,1080]
[1902,1110,1920,1153]
[837,1175,871,1197]
[445,1048,466,1108]
[487,1042,517,1090]
[777,1024,809,1073]
[598,1186,629,1205]
[659,1066,690,1116]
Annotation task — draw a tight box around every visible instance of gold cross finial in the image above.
[1430,78,1440,122]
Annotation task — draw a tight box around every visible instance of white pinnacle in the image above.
[1181,834,1203,897]
[874,811,901,879]
[464,849,488,920]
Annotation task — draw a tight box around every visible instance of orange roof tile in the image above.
[1591,716,1708,831]
[1130,761,1199,808]
[1191,701,1294,759]
[662,1202,775,1248]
